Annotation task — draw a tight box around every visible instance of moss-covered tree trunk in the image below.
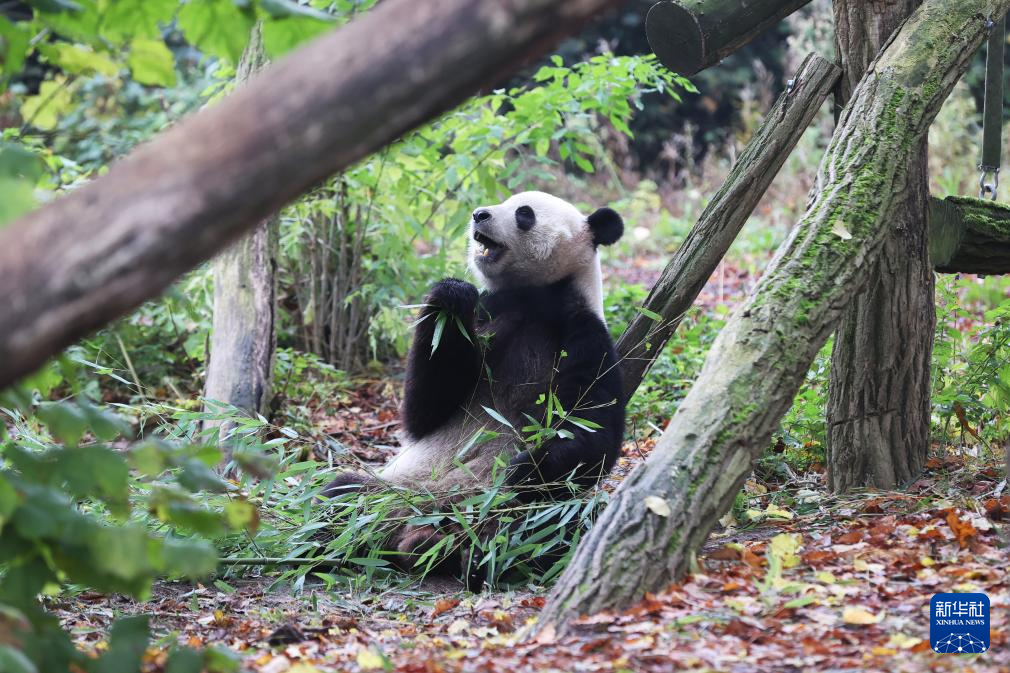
[534,0,1006,635]
[826,0,934,492]
[204,24,278,443]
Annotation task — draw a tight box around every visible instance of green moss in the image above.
[946,196,1010,238]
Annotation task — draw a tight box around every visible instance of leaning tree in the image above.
[534,0,1010,633]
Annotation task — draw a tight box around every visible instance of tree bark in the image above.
[0,0,628,390]
[204,24,277,439]
[535,0,1005,635]
[826,0,934,492]
[646,0,814,75]
[930,196,1010,274]
[617,53,840,400]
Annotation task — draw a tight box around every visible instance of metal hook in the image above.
[980,167,1000,200]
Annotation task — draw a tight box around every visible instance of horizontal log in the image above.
[930,195,1010,274]
[0,0,627,389]
[646,0,813,75]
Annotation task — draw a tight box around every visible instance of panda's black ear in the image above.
[588,207,623,247]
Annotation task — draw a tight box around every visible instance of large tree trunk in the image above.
[617,53,840,399]
[826,0,934,492]
[0,0,628,390]
[204,24,277,441]
[535,0,1005,635]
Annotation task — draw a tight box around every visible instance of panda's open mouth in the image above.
[474,231,506,264]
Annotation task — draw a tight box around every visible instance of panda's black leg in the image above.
[401,278,483,439]
[506,309,625,498]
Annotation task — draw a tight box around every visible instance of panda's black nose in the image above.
[473,209,492,222]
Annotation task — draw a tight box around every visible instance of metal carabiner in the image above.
[980,167,1000,200]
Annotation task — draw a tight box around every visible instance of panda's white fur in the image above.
[467,191,606,320]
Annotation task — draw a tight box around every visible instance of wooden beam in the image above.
[930,195,1010,275]
[646,0,814,75]
[0,0,628,390]
[617,53,840,400]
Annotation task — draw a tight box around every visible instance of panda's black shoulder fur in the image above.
[402,275,625,496]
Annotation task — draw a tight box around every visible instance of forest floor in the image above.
[55,435,1010,672]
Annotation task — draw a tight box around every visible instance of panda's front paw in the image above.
[426,278,479,317]
[506,449,544,486]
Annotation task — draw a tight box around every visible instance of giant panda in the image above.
[323,191,626,577]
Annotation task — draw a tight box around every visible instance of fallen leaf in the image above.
[534,623,557,645]
[945,510,977,548]
[447,619,469,635]
[842,606,884,625]
[356,648,385,671]
[644,495,671,517]
[831,220,853,240]
[431,598,460,619]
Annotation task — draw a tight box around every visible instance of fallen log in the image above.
[0,0,626,389]
[536,0,1007,636]
[646,0,814,75]
[617,52,840,400]
[930,195,1010,275]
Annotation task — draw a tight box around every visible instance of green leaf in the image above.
[0,17,32,79]
[635,305,663,322]
[54,446,131,516]
[481,405,514,430]
[93,616,150,673]
[178,0,255,63]
[37,0,101,43]
[203,646,241,673]
[0,644,38,673]
[348,557,390,568]
[429,311,447,357]
[0,142,46,226]
[82,525,156,593]
[18,360,64,397]
[0,178,37,227]
[36,401,89,446]
[127,38,176,87]
[223,498,258,532]
[213,579,235,594]
[78,400,132,441]
[176,459,228,493]
[261,14,332,57]
[566,415,602,432]
[783,595,818,609]
[165,647,203,673]
[100,0,177,41]
[163,538,217,579]
[38,42,118,76]
[19,77,74,130]
[129,442,166,477]
[0,474,21,524]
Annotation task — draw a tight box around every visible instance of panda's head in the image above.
[467,191,623,313]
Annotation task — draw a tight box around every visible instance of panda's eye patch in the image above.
[515,205,536,231]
